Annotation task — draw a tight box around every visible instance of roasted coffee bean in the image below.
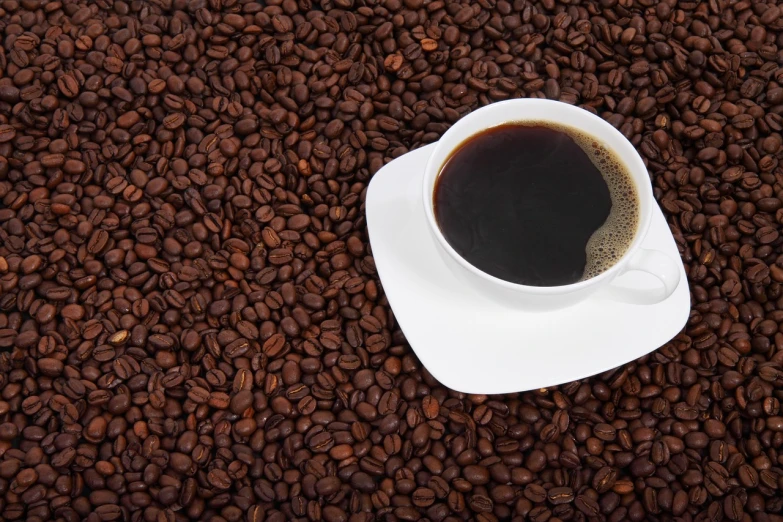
[412,487,436,507]
[548,486,575,505]
[422,395,440,419]
[525,484,547,503]
[575,494,600,516]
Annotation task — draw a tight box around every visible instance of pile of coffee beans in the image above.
[1,0,783,521]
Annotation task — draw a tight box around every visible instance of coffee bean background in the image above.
[0,0,783,521]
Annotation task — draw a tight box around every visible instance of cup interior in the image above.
[422,99,654,293]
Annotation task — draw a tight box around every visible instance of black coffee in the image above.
[433,123,639,286]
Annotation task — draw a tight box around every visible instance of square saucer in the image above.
[366,144,690,394]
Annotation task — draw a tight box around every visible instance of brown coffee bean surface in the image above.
[0,0,782,521]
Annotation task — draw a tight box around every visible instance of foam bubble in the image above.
[510,120,640,281]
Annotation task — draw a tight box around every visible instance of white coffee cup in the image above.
[421,99,681,310]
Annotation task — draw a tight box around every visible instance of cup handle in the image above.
[609,248,681,304]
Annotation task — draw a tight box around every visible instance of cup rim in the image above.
[422,99,654,295]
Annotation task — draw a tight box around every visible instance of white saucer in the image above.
[366,144,690,394]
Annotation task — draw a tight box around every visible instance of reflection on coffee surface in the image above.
[434,122,640,286]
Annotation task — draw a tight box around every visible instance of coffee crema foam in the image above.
[513,121,640,281]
